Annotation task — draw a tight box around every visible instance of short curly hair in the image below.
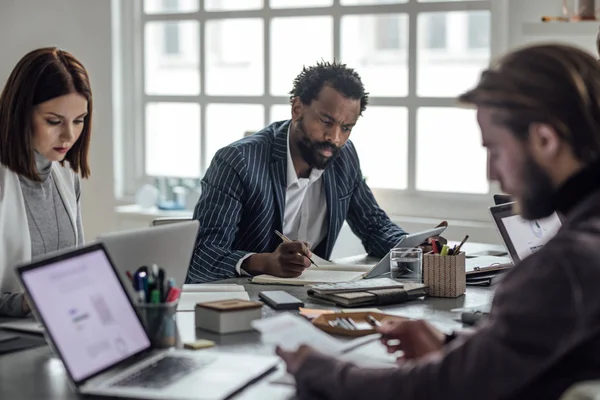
[289,60,369,115]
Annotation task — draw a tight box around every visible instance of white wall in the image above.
[0,0,116,240]
[508,0,597,53]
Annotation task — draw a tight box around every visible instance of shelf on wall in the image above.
[522,21,600,36]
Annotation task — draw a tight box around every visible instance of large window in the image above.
[117,0,506,221]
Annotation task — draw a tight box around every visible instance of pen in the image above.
[274,230,320,268]
[366,315,382,328]
[440,245,449,256]
[135,272,147,303]
[157,268,165,302]
[454,235,469,255]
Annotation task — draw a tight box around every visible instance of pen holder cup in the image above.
[423,252,466,298]
[136,301,179,349]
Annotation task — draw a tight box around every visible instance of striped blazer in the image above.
[187,120,407,283]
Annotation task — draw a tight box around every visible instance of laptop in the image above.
[98,221,199,297]
[15,243,278,400]
[467,202,562,272]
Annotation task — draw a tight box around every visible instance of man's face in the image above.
[291,86,361,170]
[478,107,555,220]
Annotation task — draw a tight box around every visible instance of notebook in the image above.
[307,282,428,307]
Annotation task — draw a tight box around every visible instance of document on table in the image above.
[182,283,246,293]
[252,313,380,355]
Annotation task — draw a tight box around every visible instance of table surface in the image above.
[0,242,501,400]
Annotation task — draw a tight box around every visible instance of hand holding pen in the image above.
[274,230,320,269]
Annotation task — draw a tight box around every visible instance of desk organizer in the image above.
[423,252,466,298]
[312,311,405,337]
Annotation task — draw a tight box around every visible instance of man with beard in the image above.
[276,44,600,399]
[187,61,431,283]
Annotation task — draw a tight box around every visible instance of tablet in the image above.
[363,225,447,279]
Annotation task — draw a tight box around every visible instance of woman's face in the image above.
[32,92,88,161]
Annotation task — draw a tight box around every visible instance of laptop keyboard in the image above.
[113,355,210,389]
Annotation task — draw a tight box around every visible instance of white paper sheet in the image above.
[182,284,246,293]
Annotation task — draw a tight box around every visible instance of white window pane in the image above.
[145,21,200,95]
[417,11,490,97]
[270,17,333,96]
[351,107,408,190]
[206,19,264,95]
[205,0,262,10]
[341,14,408,97]
[341,0,406,4]
[206,104,265,163]
[416,108,488,194]
[144,0,199,14]
[145,103,200,178]
[270,0,332,8]
[270,105,291,123]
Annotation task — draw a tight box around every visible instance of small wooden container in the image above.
[423,252,466,298]
[195,299,263,334]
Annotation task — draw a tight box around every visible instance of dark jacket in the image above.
[291,173,600,399]
[187,120,406,283]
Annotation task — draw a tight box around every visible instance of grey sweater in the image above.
[0,153,83,317]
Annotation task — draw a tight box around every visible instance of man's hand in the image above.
[377,318,446,362]
[276,344,314,374]
[242,241,312,277]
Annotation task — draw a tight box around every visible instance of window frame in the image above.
[114,0,509,222]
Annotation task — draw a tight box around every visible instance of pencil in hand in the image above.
[274,230,320,268]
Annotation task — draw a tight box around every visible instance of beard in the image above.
[295,118,340,170]
[518,155,556,220]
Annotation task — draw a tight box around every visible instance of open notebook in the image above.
[251,255,372,285]
[251,224,447,286]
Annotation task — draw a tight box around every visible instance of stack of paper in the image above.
[177,284,250,311]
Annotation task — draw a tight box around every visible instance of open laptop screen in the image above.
[20,247,150,383]
[490,203,562,263]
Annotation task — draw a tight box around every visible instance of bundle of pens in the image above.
[127,264,181,304]
[327,314,382,331]
[127,265,181,348]
[431,235,469,256]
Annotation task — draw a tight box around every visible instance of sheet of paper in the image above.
[310,255,371,272]
[253,269,366,285]
[252,313,345,355]
[182,284,246,293]
[177,291,250,311]
[311,254,333,266]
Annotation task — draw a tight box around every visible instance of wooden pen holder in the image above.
[423,252,466,298]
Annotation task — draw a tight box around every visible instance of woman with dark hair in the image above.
[0,47,93,316]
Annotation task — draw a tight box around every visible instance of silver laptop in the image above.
[98,221,199,295]
[15,243,278,400]
[467,202,562,271]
